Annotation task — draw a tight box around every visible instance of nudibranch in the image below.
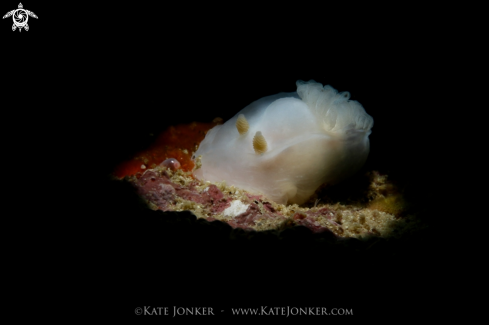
[192,80,374,205]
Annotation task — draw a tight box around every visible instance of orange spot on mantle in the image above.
[112,121,219,179]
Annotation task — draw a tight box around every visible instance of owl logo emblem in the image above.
[3,3,38,32]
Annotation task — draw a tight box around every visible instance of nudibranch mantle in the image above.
[193,80,374,205]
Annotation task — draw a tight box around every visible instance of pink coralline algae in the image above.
[135,170,176,211]
[293,208,338,234]
[130,167,345,234]
[129,166,290,231]
[135,169,230,213]
[228,201,285,230]
[124,163,415,238]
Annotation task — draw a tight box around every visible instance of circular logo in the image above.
[13,9,27,27]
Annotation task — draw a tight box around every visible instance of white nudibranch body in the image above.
[192,80,374,205]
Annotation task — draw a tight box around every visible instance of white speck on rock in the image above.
[223,200,249,218]
[141,164,146,169]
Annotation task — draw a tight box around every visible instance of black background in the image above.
[2,2,452,321]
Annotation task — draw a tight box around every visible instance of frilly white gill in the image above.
[192,80,373,205]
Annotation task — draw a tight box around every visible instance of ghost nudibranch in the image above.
[192,80,374,205]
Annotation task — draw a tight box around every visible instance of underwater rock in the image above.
[122,161,416,238]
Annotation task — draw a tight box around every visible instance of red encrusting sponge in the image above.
[112,121,220,179]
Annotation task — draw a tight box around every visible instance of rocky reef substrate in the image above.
[122,162,420,240]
